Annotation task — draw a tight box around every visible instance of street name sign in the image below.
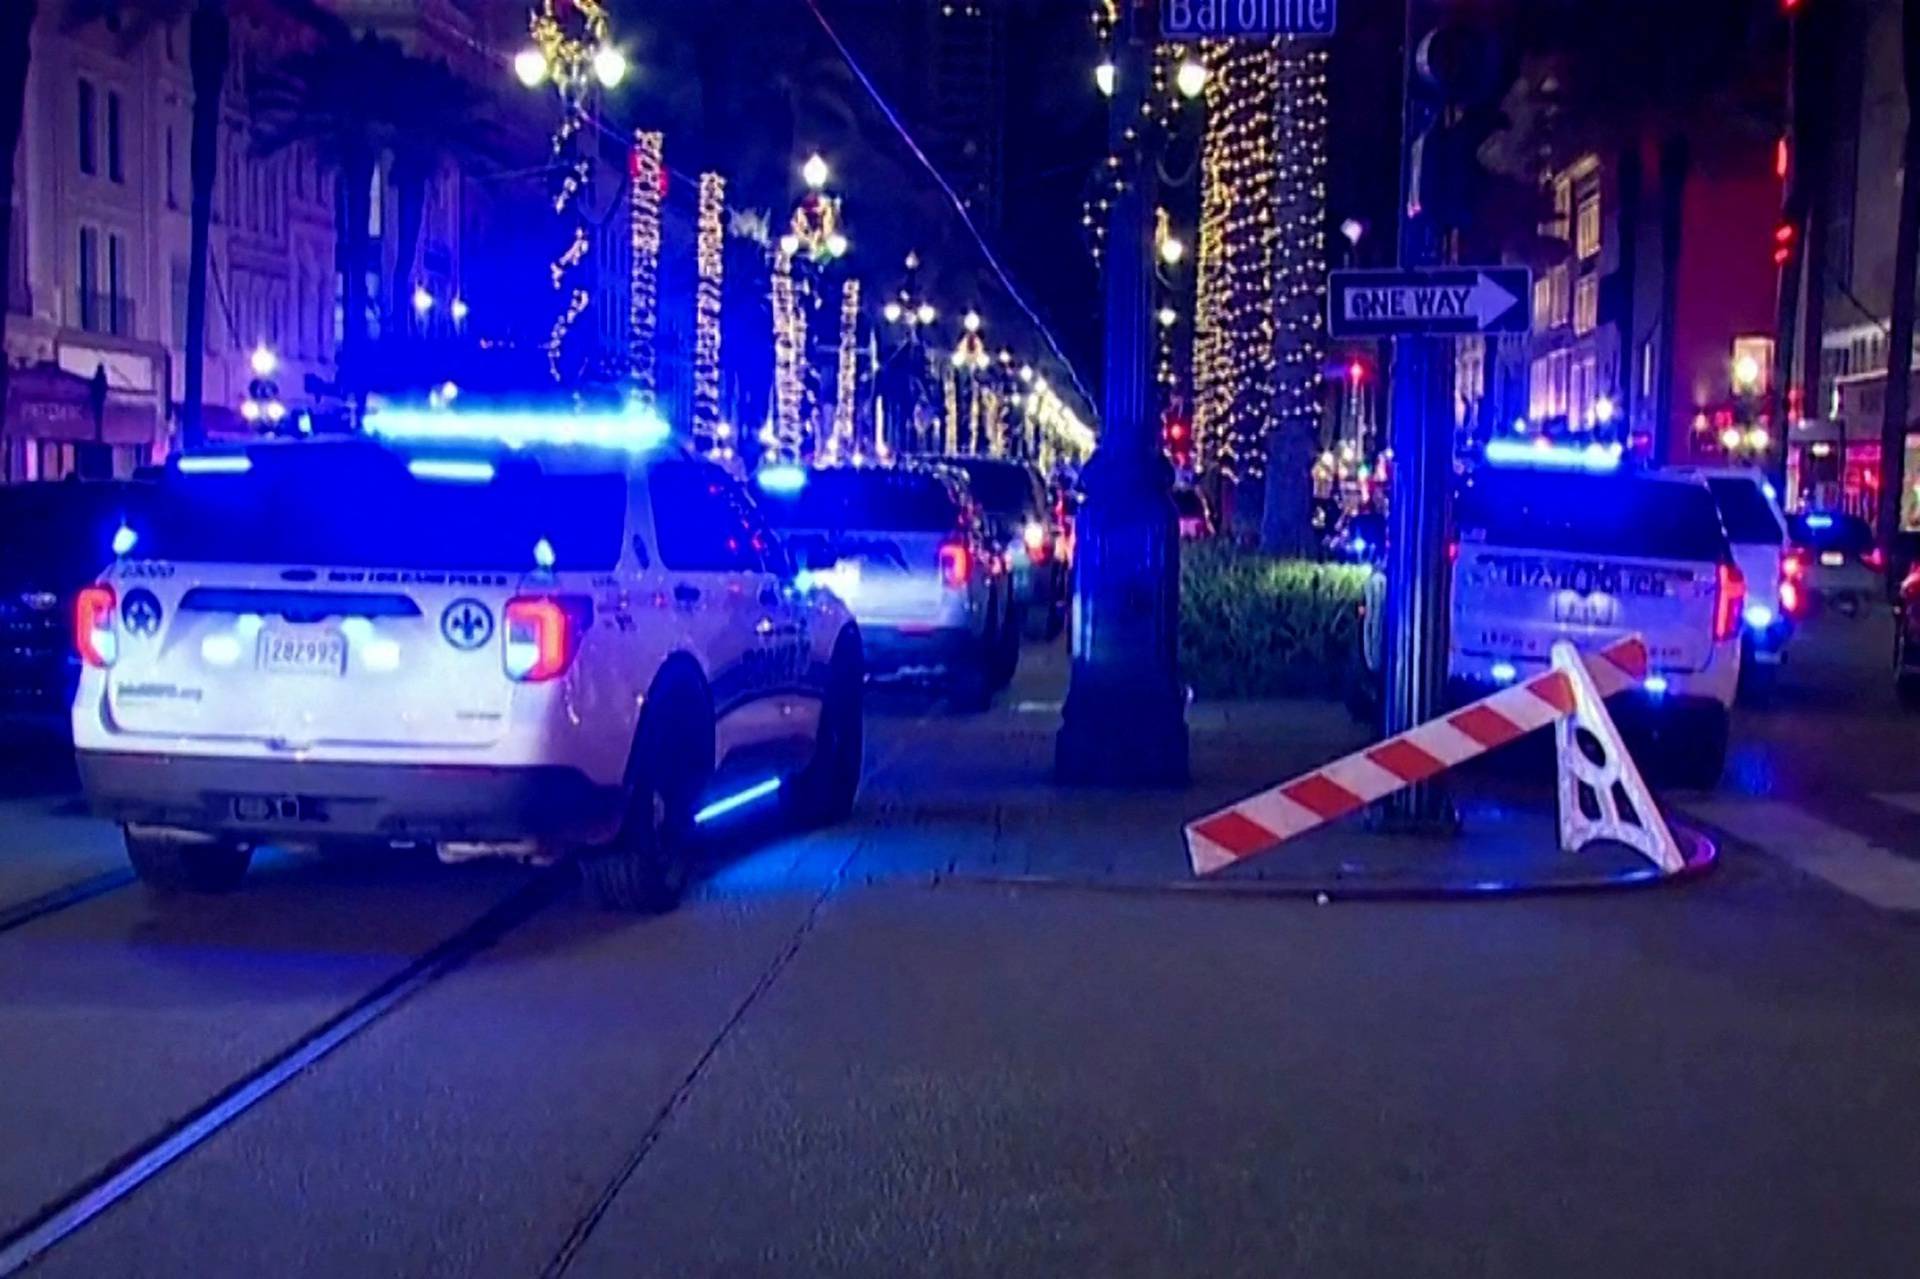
[1327,266,1531,338]
[1160,0,1337,40]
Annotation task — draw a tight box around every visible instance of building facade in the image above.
[4,7,339,479]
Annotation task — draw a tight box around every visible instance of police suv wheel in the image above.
[582,689,709,913]
[786,633,863,827]
[124,825,253,893]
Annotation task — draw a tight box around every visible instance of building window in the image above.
[107,91,123,183]
[1553,175,1572,219]
[77,80,97,176]
[77,226,98,330]
[108,232,125,320]
[165,127,178,209]
[171,256,188,350]
[1574,275,1599,336]
[1575,194,1601,260]
[1640,341,1655,398]
[1533,277,1553,329]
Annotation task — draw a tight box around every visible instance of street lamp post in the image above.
[1056,9,1188,786]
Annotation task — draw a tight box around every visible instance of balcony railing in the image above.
[76,291,136,338]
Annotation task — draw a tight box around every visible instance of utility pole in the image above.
[1056,2,1189,786]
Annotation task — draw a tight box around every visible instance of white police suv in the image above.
[71,411,863,911]
[1451,463,1744,787]
[1354,458,1746,787]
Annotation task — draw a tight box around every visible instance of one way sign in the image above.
[1327,266,1532,338]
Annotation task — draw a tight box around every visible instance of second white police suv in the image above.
[71,409,864,912]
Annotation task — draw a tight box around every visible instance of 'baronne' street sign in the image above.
[1327,266,1532,338]
[1160,0,1337,40]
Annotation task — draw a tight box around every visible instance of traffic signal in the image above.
[1163,415,1192,466]
[1407,23,1511,231]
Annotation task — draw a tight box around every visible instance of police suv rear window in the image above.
[944,460,1039,516]
[136,445,626,571]
[757,470,959,532]
[1457,473,1730,563]
[1706,477,1784,544]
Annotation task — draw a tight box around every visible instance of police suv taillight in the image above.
[503,595,590,681]
[74,585,118,668]
[1711,563,1747,642]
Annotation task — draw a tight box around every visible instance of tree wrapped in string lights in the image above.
[1190,37,1328,549]
[693,173,726,452]
[830,279,860,461]
[628,130,663,401]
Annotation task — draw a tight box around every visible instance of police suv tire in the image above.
[786,632,863,828]
[1669,707,1730,791]
[581,689,709,913]
[124,825,253,893]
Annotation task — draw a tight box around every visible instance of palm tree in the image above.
[1877,0,1919,566]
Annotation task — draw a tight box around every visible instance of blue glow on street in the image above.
[756,466,809,494]
[1483,438,1623,471]
[177,454,253,475]
[1744,603,1776,630]
[364,406,670,451]
[408,458,497,483]
[693,776,782,824]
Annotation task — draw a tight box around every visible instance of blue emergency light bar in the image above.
[1483,438,1623,472]
[756,465,809,495]
[407,458,497,484]
[176,453,253,475]
[364,405,670,452]
[1806,513,1834,529]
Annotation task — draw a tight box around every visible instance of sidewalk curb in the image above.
[920,822,1718,904]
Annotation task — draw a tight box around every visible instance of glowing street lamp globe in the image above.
[915,303,936,325]
[883,301,903,323]
[1094,61,1116,96]
[512,47,548,87]
[1174,58,1207,99]
[591,46,627,88]
[801,153,830,190]
[249,344,277,378]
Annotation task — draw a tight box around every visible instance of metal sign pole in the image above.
[1379,0,1458,831]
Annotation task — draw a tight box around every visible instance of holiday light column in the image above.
[513,0,628,384]
[628,130,663,401]
[1260,40,1330,553]
[1191,39,1280,500]
[693,173,726,452]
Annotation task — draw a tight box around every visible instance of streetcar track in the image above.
[0,868,136,939]
[0,691,956,1275]
[0,869,566,1277]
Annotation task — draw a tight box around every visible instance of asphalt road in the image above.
[1,616,1918,1277]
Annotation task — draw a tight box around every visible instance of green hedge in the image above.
[1179,544,1369,698]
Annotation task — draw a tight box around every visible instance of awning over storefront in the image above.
[3,363,159,446]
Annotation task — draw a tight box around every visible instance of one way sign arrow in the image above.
[1327,266,1532,339]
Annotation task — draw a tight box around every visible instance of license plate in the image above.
[1820,551,1846,567]
[258,629,346,675]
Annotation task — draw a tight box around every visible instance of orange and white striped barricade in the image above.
[1185,635,1682,876]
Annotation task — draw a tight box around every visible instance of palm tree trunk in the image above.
[1651,135,1690,468]
[1875,0,1920,566]
[388,160,427,336]
[0,0,35,440]
[337,143,374,400]
[182,0,229,450]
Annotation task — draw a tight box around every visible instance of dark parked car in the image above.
[0,479,150,743]
[933,456,1068,639]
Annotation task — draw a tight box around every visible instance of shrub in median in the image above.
[1179,543,1369,699]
